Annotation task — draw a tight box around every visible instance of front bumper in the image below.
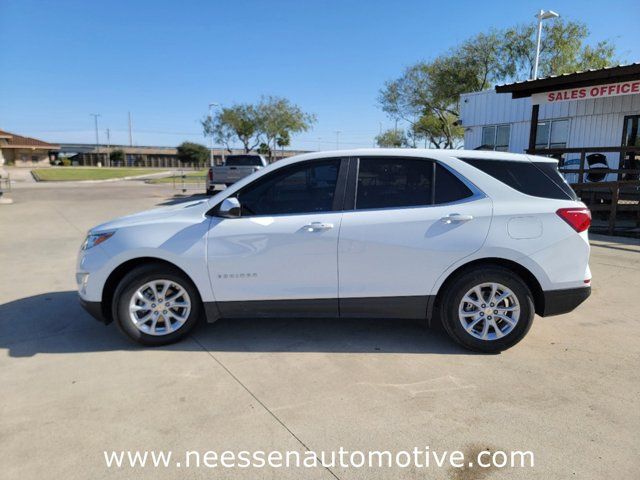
[540,286,591,317]
[79,296,109,324]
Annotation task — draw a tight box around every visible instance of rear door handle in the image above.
[440,213,474,224]
[304,222,334,232]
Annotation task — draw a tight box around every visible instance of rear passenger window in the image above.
[356,158,433,209]
[434,164,474,204]
[355,158,475,210]
[458,158,576,200]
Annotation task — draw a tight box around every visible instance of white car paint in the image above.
[77,149,591,330]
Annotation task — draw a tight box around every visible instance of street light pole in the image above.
[208,103,219,167]
[90,113,101,165]
[128,111,133,147]
[533,9,559,80]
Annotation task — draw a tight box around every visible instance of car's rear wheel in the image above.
[439,266,534,353]
[113,264,202,345]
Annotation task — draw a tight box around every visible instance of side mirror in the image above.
[218,197,241,218]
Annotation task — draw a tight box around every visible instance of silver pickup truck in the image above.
[206,154,268,195]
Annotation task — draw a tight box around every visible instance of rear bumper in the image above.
[79,296,109,324]
[540,286,591,317]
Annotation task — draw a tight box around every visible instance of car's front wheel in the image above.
[439,266,534,353]
[113,264,202,345]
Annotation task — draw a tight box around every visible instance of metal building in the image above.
[459,64,640,236]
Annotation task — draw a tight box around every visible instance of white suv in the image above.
[77,149,591,352]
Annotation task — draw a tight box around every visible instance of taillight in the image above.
[208,169,213,181]
[556,207,591,232]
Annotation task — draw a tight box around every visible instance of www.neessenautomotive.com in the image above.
[104,447,534,470]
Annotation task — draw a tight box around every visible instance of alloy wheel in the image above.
[128,279,191,336]
[458,282,520,341]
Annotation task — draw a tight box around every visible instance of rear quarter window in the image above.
[458,157,577,200]
[434,163,474,204]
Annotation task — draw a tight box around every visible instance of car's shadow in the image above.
[0,291,474,357]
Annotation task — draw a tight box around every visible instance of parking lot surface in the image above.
[1,181,639,479]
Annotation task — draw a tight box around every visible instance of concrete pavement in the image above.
[1,182,639,479]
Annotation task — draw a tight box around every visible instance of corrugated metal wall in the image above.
[460,90,640,175]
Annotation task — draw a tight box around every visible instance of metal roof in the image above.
[495,63,640,98]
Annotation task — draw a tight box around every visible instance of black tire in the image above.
[112,263,202,346]
[206,187,216,196]
[439,266,534,353]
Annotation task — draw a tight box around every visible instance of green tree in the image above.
[202,104,261,153]
[379,18,618,148]
[375,129,409,148]
[257,96,316,161]
[379,62,465,148]
[504,19,617,80]
[257,142,271,156]
[110,149,125,165]
[202,97,316,158]
[176,141,209,167]
[202,115,235,153]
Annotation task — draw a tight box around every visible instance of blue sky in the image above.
[1,0,638,150]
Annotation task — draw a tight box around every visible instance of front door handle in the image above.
[440,213,474,224]
[304,222,334,232]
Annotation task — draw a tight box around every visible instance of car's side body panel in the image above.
[78,148,592,330]
[337,196,493,299]
[77,209,216,305]
[206,212,344,302]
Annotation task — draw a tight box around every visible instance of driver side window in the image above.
[237,159,341,216]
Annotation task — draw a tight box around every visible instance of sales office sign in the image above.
[531,80,640,104]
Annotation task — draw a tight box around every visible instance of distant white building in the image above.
[459,64,640,183]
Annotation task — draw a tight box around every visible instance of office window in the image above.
[536,119,569,149]
[481,125,510,151]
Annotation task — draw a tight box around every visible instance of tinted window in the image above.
[434,164,474,203]
[533,161,578,200]
[237,160,340,215]
[225,155,264,166]
[458,157,576,200]
[356,158,433,209]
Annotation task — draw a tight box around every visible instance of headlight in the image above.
[82,231,115,250]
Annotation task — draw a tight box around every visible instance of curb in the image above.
[31,170,175,184]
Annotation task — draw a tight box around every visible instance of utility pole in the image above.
[128,111,133,147]
[90,113,101,165]
[105,128,111,167]
[335,130,341,150]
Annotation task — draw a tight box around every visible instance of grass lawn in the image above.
[147,169,207,184]
[32,167,169,182]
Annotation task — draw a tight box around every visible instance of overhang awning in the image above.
[494,63,640,152]
[495,63,640,99]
